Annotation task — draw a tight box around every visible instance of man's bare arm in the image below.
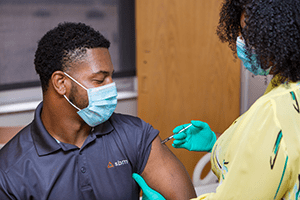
[141,135,197,200]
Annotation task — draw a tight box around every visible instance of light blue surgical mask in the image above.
[63,72,117,127]
[236,36,272,76]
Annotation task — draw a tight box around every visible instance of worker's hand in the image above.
[132,173,166,200]
[172,120,217,152]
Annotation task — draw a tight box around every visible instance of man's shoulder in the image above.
[0,124,35,173]
[110,113,144,127]
[109,113,159,136]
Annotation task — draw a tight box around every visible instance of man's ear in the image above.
[51,71,69,95]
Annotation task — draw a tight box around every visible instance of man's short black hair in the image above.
[34,22,110,92]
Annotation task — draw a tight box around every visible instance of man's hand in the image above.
[172,120,216,152]
[132,173,166,200]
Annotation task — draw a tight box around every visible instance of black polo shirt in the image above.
[0,102,158,200]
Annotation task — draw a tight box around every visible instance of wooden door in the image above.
[135,0,240,178]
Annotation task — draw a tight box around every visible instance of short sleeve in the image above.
[136,120,159,174]
[108,114,159,175]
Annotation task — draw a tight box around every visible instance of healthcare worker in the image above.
[132,0,300,199]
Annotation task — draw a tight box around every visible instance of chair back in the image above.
[193,153,219,196]
[0,126,23,148]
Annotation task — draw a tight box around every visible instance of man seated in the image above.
[0,22,196,200]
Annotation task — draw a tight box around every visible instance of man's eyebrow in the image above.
[92,70,114,75]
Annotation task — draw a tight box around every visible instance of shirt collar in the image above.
[31,102,62,156]
[31,102,115,156]
[93,115,115,137]
[264,75,300,95]
[264,75,279,95]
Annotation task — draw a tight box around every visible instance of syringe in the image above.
[161,124,192,144]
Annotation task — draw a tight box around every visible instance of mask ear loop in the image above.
[63,72,88,111]
[63,95,81,111]
[63,72,88,90]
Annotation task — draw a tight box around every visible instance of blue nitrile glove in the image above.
[132,173,166,200]
[172,120,217,152]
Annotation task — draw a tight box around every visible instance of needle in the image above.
[161,124,192,144]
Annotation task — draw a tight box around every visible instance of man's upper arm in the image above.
[141,135,197,200]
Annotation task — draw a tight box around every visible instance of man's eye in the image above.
[94,80,104,84]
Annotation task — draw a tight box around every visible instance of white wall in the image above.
[0,77,137,126]
[240,63,273,114]
[0,98,137,126]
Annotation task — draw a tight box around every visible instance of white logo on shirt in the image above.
[115,159,129,167]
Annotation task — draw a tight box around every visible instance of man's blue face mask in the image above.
[63,72,118,127]
[236,36,272,76]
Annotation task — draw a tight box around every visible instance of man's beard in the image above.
[69,81,88,110]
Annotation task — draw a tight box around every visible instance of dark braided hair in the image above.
[217,0,300,84]
[34,22,110,92]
